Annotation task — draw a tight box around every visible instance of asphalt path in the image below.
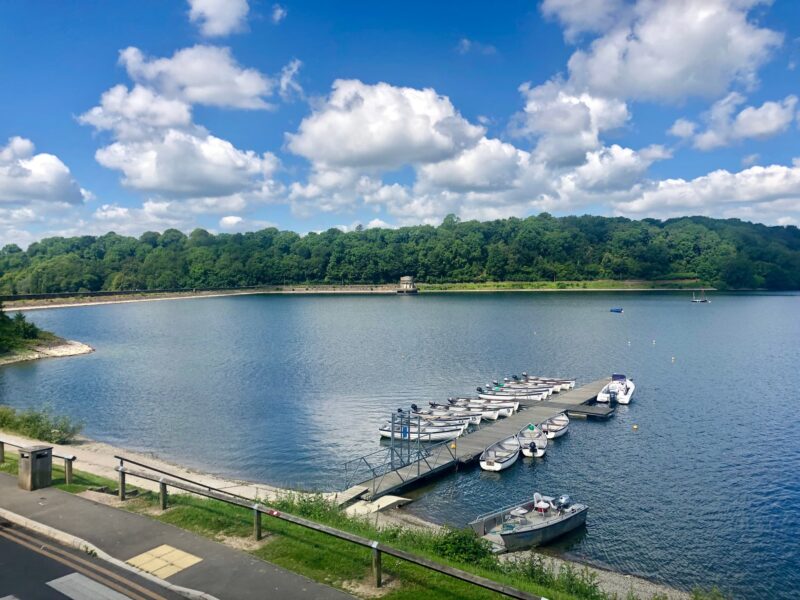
[0,521,184,600]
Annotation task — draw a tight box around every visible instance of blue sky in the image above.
[1,0,799,246]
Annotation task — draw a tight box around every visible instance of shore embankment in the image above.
[0,340,93,366]
[2,280,715,312]
[0,427,690,598]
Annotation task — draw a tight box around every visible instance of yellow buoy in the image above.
[632,424,639,431]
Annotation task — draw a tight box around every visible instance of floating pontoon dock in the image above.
[348,377,611,500]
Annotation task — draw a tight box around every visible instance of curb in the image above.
[0,507,219,600]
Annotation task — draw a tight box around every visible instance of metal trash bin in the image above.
[18,445,52,491]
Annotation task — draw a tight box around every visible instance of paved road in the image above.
[0,521,184,600]
[0,474,352,600]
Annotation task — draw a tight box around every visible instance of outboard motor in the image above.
[503,377,510,383]
[555,495,572,509]
[492,380,499,386]
[410,403,419,412]
[522,371,528,378]
[512,375,520,381]
[476,387,484,393]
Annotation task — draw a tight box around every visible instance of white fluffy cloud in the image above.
[120,46,274,110]
[514,80,629,165]
[188,0,249,37]
[417,138,530,193]
[616,163,800,219]
[565,0,781,102]
[271,4,287,24]
[693,93,798,150]
[78,85,192,140]
[287,80,485,170]
[541,0,625,41]
[0,137,85,205]
[94,129,279,198]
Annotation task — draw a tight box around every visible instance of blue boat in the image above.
[610,307,623,313]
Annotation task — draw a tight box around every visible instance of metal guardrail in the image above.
[115,455,538,599]
[0,439,78,484]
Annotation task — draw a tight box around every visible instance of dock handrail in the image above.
[115,455,539,599]
[0,438,78,483]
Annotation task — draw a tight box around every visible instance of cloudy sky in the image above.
[1,0,800,246]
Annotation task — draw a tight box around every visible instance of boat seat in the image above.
[510,507,529,516]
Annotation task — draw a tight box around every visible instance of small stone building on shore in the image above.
[397,276,418,294]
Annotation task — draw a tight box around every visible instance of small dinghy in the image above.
[517,424,548,458]
[479,435,521,471]
[410,404,481,425]
[596,373,635,404]
[610,307,623,313]
[469,493,588,551]
[477,387,547,402]
[378,422,463,441]
[542,413,569,439]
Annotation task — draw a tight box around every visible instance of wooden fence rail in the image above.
[114,455,539,600]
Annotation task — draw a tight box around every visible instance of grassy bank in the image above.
[418,280,710,292]
[0,452,724,600]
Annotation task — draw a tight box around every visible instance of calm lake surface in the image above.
[3,292,799,598]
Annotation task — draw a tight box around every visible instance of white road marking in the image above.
[47,572,132,600]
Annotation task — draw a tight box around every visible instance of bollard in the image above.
[64,457,74,485]
[253,507,262,541]
[159,481,168,511]
[118,469,126,501]
[0,441,4,464]
[371,541,382,588]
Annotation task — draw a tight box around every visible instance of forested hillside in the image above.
[1,214,799,293]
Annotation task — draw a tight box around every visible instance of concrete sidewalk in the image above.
[0,474,352,600]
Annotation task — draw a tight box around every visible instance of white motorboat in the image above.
[449,397,519,412]
[517,424,548,457]
[596,374,635,404]
[432,402,502,420]
[479,436,521,471]
[410,404,481,425]
[477,387,547,402]
[378,422,464,441]
[542,413,569,439]
[469,494,588,551]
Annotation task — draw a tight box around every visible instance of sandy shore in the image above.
[0,340,94,366]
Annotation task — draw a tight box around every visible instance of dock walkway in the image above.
[356,377,611,500]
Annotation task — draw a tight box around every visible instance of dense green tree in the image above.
[0,215,798,294]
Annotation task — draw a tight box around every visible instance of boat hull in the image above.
[480,450,519,472]
[545,425,568,439]
[499,506,588,551]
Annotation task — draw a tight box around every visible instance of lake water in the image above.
[2,292,799,598]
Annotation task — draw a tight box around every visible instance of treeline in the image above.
[1,214,799,293]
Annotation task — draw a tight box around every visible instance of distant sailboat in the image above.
[691,290,710,303]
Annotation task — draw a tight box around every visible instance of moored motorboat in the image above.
[469,493,588,551]
[596,373,635,404]
[517,424,548,457]
[542,413,569,439]
[477,387,547,402]
[479,435,521,471]
[378,422,464,441]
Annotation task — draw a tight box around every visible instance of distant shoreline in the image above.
[2,282,717,311]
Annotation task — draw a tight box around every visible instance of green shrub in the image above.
[0,404,82,443]
[430,527,493,565]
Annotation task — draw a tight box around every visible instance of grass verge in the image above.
[0,454,726,600]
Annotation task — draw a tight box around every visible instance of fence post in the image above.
[118,469,126,501]
[253,506,262,541]
[64,456,74,485]
[371,541,382,588]
[159,480,168,510]
[0,441,4,464]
